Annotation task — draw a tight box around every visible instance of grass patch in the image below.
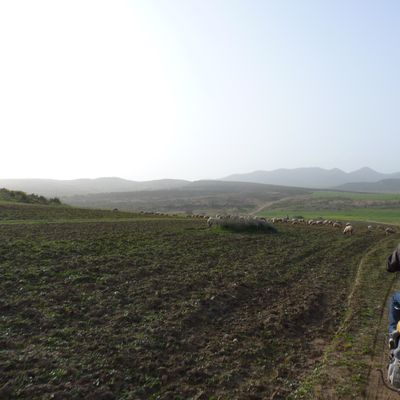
[312,191,400,201]
[0,202,149,221]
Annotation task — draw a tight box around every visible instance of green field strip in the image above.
[311,191,400,201]
[258,209,400,225]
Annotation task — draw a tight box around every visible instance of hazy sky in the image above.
[1,0,399,180]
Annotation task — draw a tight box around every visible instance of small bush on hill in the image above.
[210,216,277,234]
[220,222,277,233]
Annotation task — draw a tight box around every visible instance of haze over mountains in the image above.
[223,167,400,189]
[0,178,190,197]
[1,167,400,198]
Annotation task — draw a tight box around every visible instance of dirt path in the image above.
[366,278,400,399]
[250,194,310,215]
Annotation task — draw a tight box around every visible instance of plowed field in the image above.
[0,214,387,399]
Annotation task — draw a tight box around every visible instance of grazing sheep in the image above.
[367,225,373,231]
[343,225,354,235]
[385,227,396,235]
[207,217,218,227]
[333,222,341,228]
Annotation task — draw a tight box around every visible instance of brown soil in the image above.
[0,217,385,399]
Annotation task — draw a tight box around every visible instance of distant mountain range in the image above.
[1,167,400,198]
[222,167,400,189]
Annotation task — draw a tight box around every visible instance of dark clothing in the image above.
[390,293,400,333]
[388,245,400,273]
[388,244,400,333]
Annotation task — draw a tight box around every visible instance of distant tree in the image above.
[50,197,62,205]
[0,188,63,205]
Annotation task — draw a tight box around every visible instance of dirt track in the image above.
[367,280,400,400]
[249,195,310,215]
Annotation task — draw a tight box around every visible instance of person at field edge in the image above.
[387,243,400,348]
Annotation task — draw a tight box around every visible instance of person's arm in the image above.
[388,245,400,272]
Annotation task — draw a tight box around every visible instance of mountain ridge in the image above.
[2,167,400,197]
[222,167,400,188]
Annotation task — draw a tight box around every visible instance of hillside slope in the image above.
[335,178,400,193]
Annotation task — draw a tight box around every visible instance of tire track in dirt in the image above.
[366,248,400,400]
[293,237,399,399]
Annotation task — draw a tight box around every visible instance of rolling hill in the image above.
[0,178,190,197]
[63,180,312,214]
[334,178,400,193]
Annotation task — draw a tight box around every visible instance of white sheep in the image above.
[385,227,396,235]
[207,217,221,227]
[343,225,354,235]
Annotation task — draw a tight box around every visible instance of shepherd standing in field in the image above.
[387,243,400,348]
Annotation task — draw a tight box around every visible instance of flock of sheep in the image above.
[137,210,397,236]
[271,217,357,234]
[270,217,397,235]
[206,214,397,236]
